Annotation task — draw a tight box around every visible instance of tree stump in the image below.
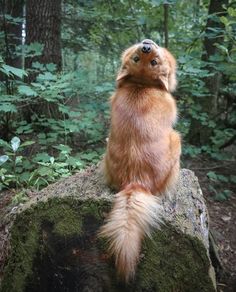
[0,166,216,292]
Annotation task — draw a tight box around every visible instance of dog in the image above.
[99,39,181,282]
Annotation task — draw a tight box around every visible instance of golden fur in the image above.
[99,39,181,282]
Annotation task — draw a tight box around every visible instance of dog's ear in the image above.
[158,71,177,92]
[116,66,129,82]
[162,48,177,92]
[168,70,177,92]
[158,74,169,91]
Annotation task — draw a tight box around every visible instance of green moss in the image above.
[134,224,215,292]
[1,197,105,292]
[1,222,40,292]
[80,201,102,219]
[1,199,215,292]
[42,202,83,236]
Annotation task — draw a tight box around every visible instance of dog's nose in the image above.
[141,43,151,53]
[141,39,153,53]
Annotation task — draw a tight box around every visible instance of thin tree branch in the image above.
[163,3,169,48]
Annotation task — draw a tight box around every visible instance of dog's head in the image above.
[116,39,177,92]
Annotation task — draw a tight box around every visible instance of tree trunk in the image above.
[0,166,216,291]
[25,0,62,73]
[188,0,228,145]
[23,0,62,121]
[202,0,228,62]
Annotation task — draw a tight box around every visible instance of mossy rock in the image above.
[0,167,216,292]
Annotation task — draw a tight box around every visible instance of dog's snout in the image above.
[141,44,151,54]
[141,39,153,53]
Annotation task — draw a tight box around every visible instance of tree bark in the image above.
[0,166,216,291]
[25,0,62,74]
[23,0,62,121]
[202,0,228,62]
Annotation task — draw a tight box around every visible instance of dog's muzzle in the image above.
[141,39,155,54]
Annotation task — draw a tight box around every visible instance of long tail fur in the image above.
[99,184,163,282]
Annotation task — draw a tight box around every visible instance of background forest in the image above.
[0,0,235,194]
[0,0,236,287]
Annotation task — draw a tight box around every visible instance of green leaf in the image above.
[19,171,31,182]
[11,137,21,152]
[66,156,83,168]
[31,82,46,90]
[214,192,227,201]
[1,64,27,78]
[50,157,55,164]
[20,140,35,147]
[46,63,57,72]
[28,42,44,54]
[33,152,51,163]
[228,7,236,17]
[22,42,44,57]
[0,139,11,149]
[214,190,232,201]
[15,156,23,164]
[53,144,72,154]
[38,72,56,81]
[0,155,9,165]
[217,175,228,182]
[37,133,47,139]
[220,16,228,26]
[80,151,100,161]
[4,14,23,24]
[16,123,33,134]
[18,85,38,97]
[207,171,218,181]
[0,103,17,113]
[37,166,52,176]
[214,43,228,55]
[32,61,44,69]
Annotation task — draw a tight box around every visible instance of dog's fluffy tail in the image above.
[99,183,163,282]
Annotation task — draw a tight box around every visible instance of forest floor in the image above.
[184,156,236,292]
[0,155,235,291]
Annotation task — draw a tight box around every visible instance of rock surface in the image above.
[0,166,216,291]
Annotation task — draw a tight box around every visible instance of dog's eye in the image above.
[133,56,140,63]
[151,59,158,66]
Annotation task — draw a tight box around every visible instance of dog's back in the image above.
[100,40,181,281]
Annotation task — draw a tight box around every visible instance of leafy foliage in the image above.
[207,171,234,201]
[0,136,103,191]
